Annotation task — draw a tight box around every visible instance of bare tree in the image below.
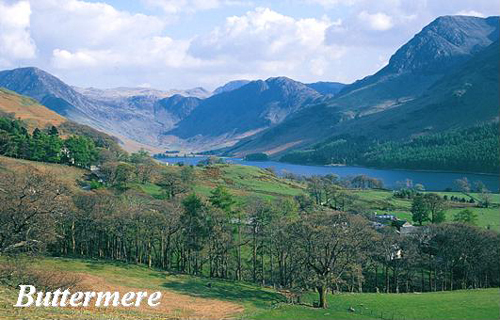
[0,167,71,253]
[294,211,375,308]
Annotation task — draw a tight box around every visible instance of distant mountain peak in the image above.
[385,15,499,75]
[213,80,251,95]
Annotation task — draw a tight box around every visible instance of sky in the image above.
[0,0,498,91]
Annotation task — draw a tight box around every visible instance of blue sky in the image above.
[0,0,498,91]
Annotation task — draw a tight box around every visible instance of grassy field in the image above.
[353,189,500,231]
[145,164,500,232]
[1,257,498,319]
[254,288,500,319]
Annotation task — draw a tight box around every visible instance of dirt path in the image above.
[76,274,244,319]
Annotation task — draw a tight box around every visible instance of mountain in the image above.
[213,80,346,98]
[1,67,325,152]
[337,39,500,139]
[333,15,499,114]
[0,67,99,122]
[74,86,210,100]
[225,15,500,157]
[166,77,322,144]
[0,67,203,152]
[213,80,251,95]
[305,82,346,96]
[1,15,497,158]
[0,87,122,153]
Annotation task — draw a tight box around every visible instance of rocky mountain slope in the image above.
[226,15,500,157]
[166,77,323,141]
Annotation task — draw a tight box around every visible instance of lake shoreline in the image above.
[241,158,500,177]
[157,156,500,192]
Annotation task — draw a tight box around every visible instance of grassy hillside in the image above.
[230,40,500,174]
[136,163,304,202]
[0,155,86,189]
[1,153,498,231]
[0,87,66,131]
[135,163,500,231]
[1,257,498,319]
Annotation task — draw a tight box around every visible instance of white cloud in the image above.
[0,1,36,64]
[358,11,393,31]
[30,0,166,50]
[143,0,250,14]
[25,0,202,73]
[143,0,217,14]
[455,10,486,17]
[189,7,345,83]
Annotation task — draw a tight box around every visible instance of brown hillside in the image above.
[0,87,66,131]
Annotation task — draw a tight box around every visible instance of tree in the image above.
[209,186,236,216]
[247,198,274,284]
[63,135,98,168]
[180,194,210,275]
[411,195,429,226]
[180,166,195,186]
[474,180,487,193]
[478,190,492,208]
[455,177,471,194]
[129,149,150,164]
[294,212,374,308]
[48,126,59,136]
[157,171,189,199]
[453,209,478,225]
[414,184,425,192]
[424,193,446,224]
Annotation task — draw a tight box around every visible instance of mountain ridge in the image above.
[167,76,323,140]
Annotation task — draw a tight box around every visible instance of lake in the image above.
[158,157,499,192]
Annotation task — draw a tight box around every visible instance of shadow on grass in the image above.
[161,277,284,309]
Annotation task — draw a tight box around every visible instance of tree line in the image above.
[0,117,98,168]
[280,123,500,175]
[1,161,498,308]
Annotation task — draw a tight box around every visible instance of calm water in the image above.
[158,157,499,192]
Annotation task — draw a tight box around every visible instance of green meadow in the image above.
[1,258,498,319]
